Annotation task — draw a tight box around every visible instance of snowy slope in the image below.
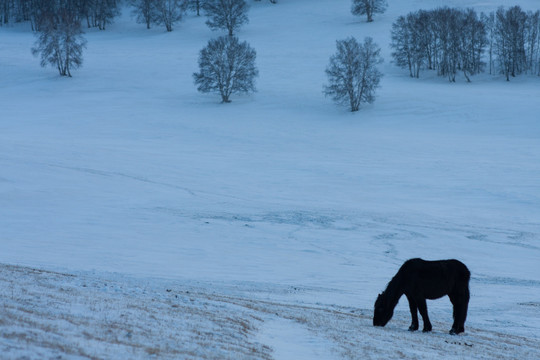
[1,0,540,358]
[2,263,540,359]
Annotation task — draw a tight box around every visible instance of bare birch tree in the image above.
[324,37,383,112]
[351,0,387,23]
[32,5,87,77]
[193,35,258,103]
[203,0,249,36]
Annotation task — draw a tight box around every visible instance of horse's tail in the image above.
[454,261,471,301]
[460,262,471,283]
[451,260,471,333]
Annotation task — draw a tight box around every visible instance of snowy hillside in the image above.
[1,0,540,358]
[2,263,540,359]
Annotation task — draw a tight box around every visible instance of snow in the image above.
[257,317,338,360]
[1,0,540,358]
[2,264,539,359]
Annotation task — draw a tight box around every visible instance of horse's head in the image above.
[373,292,394,327]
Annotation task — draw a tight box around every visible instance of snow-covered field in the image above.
[2,263,540,359]
[1,0,539,358]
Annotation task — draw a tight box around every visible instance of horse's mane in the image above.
[381,271,404,307]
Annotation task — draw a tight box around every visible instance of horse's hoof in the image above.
[408,326,418,332]
[422,328,432,333]
[450,328,464,335]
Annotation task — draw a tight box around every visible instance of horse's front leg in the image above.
[406,294,419,331]
[416,298,432,332]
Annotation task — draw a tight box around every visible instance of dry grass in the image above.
[1,263,539,360]
[0,263,273,360]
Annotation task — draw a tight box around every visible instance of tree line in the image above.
[0,0,119,31]
[0,0,279,30]
[391,6,540,81]
[11,0,255,77]
[2,1,538,111]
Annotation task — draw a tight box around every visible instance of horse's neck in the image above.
[385,276,404,308]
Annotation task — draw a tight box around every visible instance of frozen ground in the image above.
[2,263,540,359]
[1,0,540,358]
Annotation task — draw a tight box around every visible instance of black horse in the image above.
[373,258,470,334]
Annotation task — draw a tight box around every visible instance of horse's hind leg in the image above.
[416,298,432,332]
[406,294,419,331]
[449,289,469,334]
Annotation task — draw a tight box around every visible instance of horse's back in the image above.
[399,258,470,299]
[402,258,469,278]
